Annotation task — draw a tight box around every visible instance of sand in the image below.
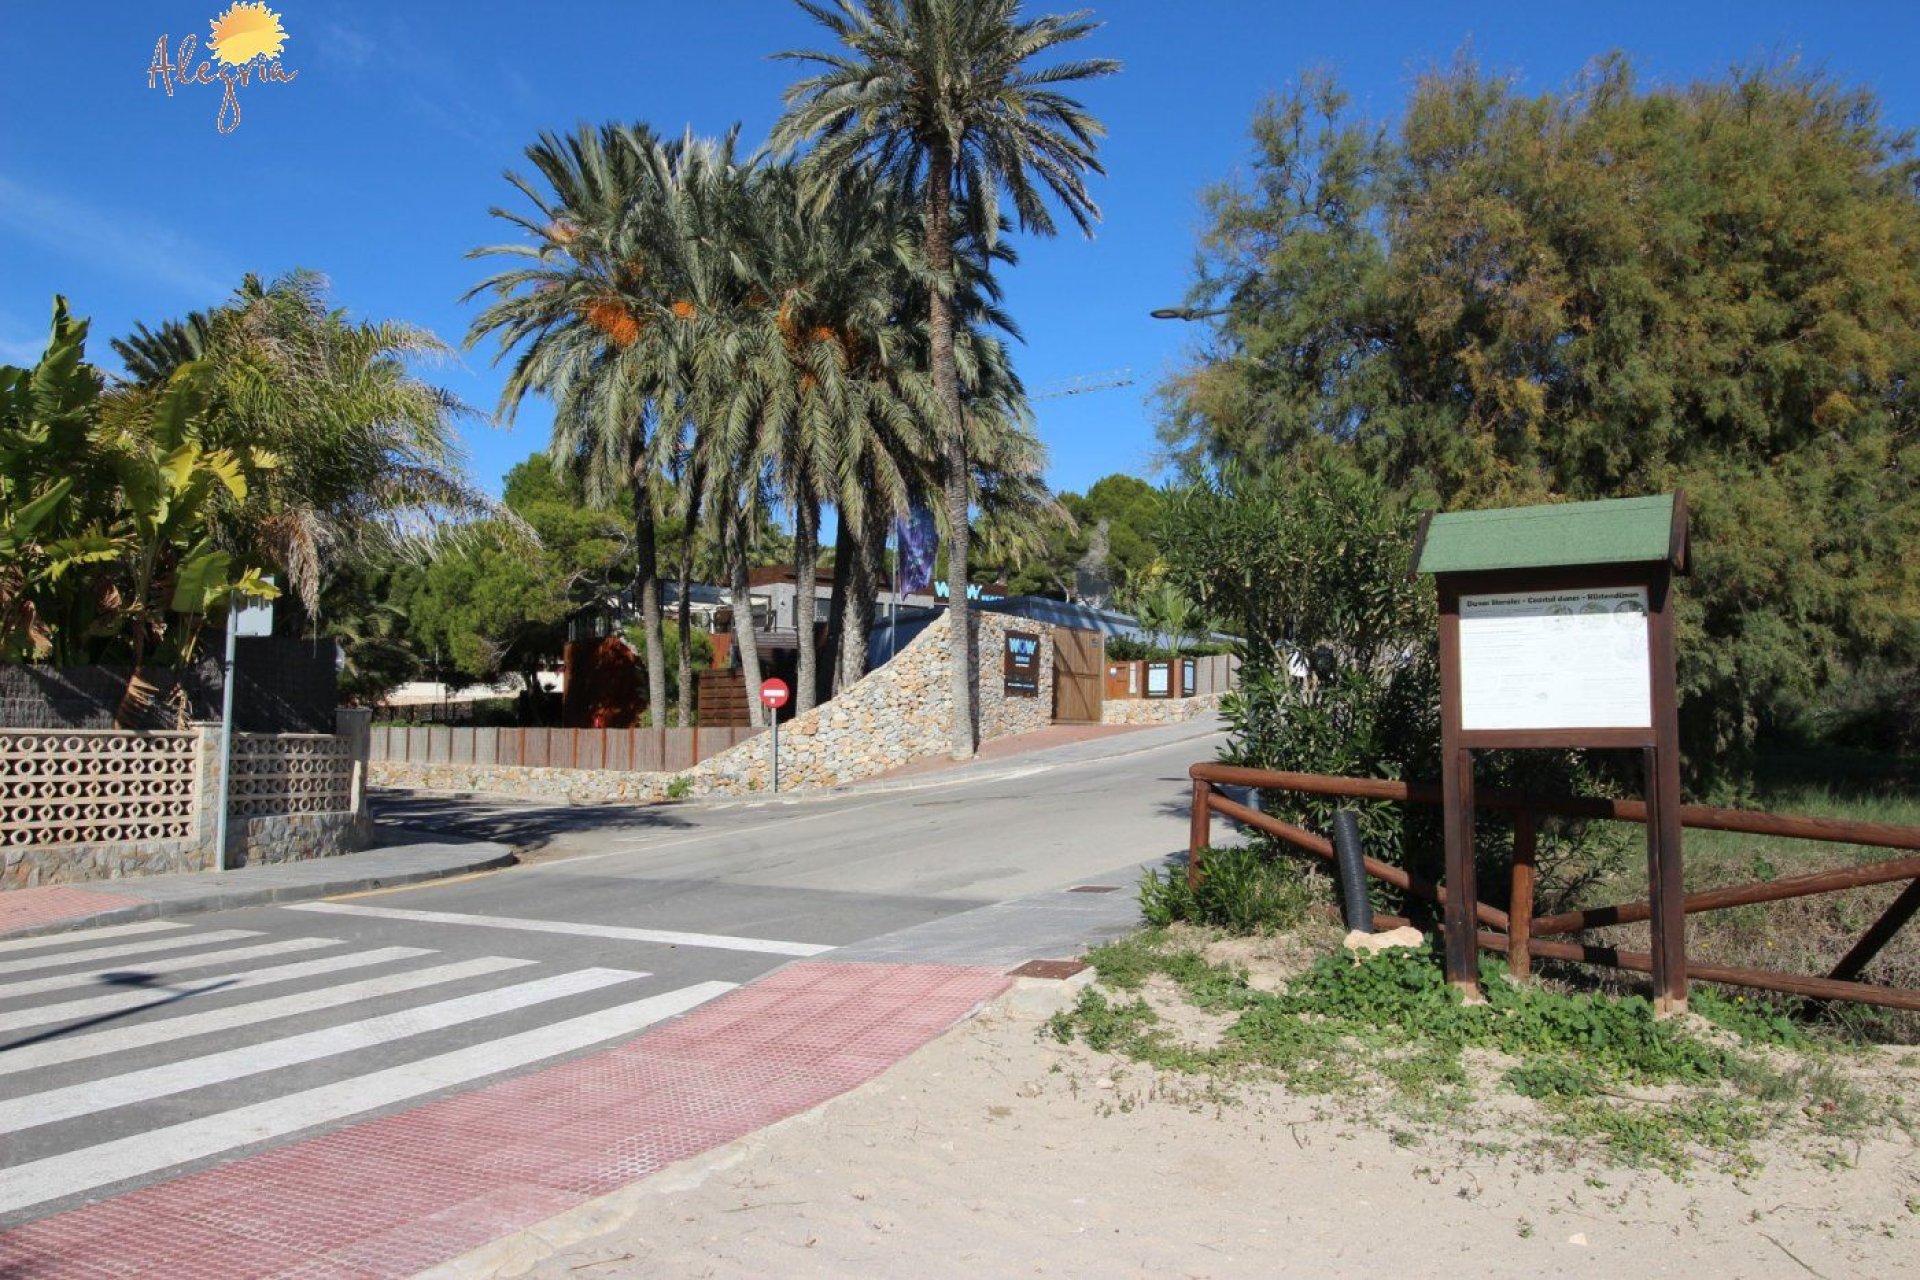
[489,981,1920,1280]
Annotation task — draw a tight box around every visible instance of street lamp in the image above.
[1149,305,1229,321]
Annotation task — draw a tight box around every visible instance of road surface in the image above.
[0,726,1219,1238]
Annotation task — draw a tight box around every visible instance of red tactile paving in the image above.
[0,885,147,935]
[0,960,1010,1280]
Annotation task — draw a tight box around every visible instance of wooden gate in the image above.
[1052,627,1104,724]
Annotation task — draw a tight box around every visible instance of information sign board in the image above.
[1458,587,1649,731]
[1003,631,1040,697]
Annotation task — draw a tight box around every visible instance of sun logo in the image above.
[207,2,288,66]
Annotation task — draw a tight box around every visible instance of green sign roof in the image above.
[1415,493,1685,576]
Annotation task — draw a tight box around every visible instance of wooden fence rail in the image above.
[370,725,762,773]
[1187,763,1920,1012]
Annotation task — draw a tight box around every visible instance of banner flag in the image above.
[896,504,939,596]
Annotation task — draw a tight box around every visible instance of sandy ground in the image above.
[464,970,1920,1280]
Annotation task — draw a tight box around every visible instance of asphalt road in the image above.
[0,725,1220,1228]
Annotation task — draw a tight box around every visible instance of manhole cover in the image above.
[1008,959,1088,980]
[1067,885,1119,894]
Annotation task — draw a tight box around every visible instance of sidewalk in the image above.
[0,833,516,941]
[841,713,1226,795]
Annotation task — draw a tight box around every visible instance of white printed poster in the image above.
[1458,587,1651,731]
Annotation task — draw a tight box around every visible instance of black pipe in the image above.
[1330,810,1374,933]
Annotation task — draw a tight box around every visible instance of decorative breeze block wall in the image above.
[0,730,199,850]
[229,733,356,818]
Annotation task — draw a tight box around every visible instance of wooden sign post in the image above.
[1416,493,1691,1015]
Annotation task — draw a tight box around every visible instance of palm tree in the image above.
[467,124,734,724]
[774,0,1118,757]
[111,272,490,619]
[739,165,924,712]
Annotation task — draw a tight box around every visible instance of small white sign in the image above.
[1459,587,1651,731]
[232,593,274,637]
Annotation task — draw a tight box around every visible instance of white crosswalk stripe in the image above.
[0,955,535,1076]
[0,929,261,976]
[0,919,752,1222]
[287,901,834,956]
[0,921,186,956]
[0,945,431,1035]
[0,966,650,1132]
[0,980,736,1216]
[0,936,342,1003]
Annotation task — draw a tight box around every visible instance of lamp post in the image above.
[1149,305,1230,321]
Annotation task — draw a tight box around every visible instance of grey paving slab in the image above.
[821,861,1156,969]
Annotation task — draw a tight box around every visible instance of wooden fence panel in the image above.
[370,722,768,770]
[664,729,696,772]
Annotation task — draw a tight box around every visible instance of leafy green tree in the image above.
[775,0,1119,758]
[987,472,1159,601]
[394,527,564,690]
[112,272,489,618]
[393,453,630,701]
[1162,59,1920,787]
[2,298,276,706]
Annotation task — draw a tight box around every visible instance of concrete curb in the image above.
[0,837,517,942]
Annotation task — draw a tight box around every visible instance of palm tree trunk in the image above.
[925,147,974,758]
[674,541,694,728]
[824,510,852,698]
[631,450,669,728]
[838,499,881,690]
[730,517,766,729]
[793,497,820,715]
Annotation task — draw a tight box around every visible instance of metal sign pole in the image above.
[213,592,239,873]
[770,712,780,794]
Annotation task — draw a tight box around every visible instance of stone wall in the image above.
[1100,692,1226,726]
[1,711,373,888]
[371,611,1056,804]
[367,761,677,806]
[691,611,1052,795]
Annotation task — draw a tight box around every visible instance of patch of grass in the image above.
[1046,931,1908,1178]
[1139,844,1316,934]
[1530,749,1920,1045]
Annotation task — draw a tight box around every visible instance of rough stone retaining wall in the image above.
[366,762,678,806]
[371,612,1055,803]
[1100,692,1225,726]
[693,611,1052,795]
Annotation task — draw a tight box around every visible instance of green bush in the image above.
[1140,845,1315,934]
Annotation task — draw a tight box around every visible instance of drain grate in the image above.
[1008,959,1089,980]
[1067,885,1120,894]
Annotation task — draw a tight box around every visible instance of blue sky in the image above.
[4,1,1917,502]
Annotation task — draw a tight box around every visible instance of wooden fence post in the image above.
[1188,778,1213,890]
[1508,810,1537,980]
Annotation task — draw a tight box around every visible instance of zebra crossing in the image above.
[0,916,740,1223]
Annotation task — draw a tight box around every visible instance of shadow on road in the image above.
[371,790,697,855]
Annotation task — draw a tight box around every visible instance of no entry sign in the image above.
[759,678,790,709]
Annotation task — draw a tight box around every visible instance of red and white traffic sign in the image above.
[758,678,790,709]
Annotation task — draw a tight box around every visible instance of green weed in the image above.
[1045,931,1903,1178]
[1139,845,1315,934]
